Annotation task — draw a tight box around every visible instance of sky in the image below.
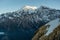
[0,0,60,14]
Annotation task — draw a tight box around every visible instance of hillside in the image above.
[0,6,60,40]
[32,18,60,40]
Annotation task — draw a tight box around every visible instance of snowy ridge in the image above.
[45,18,60,35]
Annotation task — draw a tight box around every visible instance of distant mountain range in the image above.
[0,6,60,40]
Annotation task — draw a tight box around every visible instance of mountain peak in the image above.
[40,6,49,9]
[23,5,37,10]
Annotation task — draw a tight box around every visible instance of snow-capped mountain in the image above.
[16,5,37,14]
[1,6,60,22]
[0,6,60,40]
[22,6,37,14]
[32,18,60,40]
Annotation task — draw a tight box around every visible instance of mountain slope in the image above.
[0,6,60,40]
[32,18,60,40]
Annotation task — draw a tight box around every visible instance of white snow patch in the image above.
[23,6,37,10]
[45,18,60,35]
[9,17,13,19]
[0,32,5,35]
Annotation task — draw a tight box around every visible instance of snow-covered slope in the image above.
[45,18,60,35]
[32,18,60,40]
